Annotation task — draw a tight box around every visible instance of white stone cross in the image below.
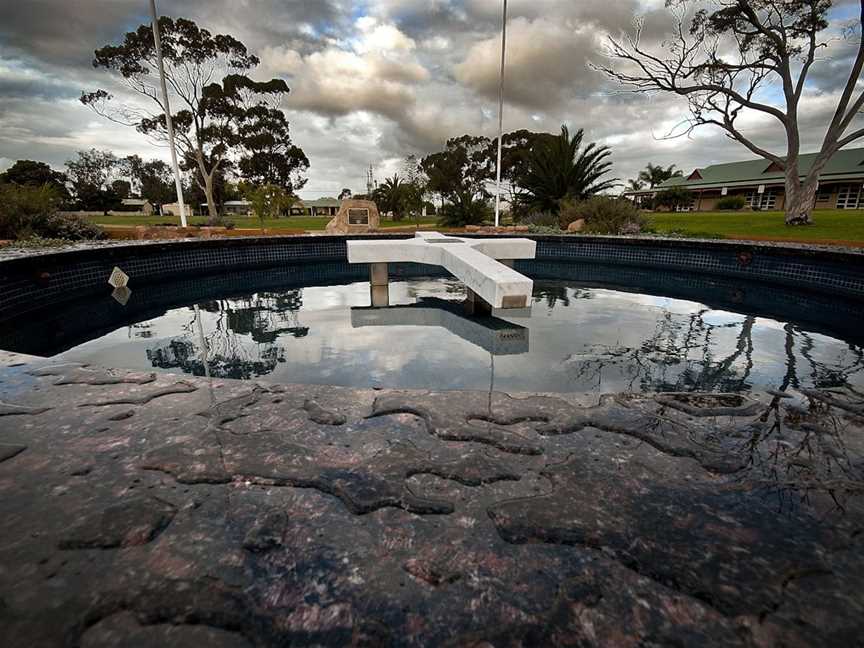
[347,232,536,309]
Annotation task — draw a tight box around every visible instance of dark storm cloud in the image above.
[0,0,861,196]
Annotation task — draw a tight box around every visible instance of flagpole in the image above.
[493,0,508,228]
[149,0,188,227]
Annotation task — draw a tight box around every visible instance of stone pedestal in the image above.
[370,263,388,286]
[370,285,390,308]
[325,199,381,234]
[464,288,492,316]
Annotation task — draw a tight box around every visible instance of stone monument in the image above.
[325,199,380,234]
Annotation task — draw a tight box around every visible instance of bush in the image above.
[521,211,561,229]
[716,195,747,211]
[0,183,104,240]
[558,197,648,235]
[0,183,57,239]
[437,200,491,227]
[655,185,694,211]
[41,213,105,240]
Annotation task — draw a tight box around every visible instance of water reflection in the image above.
[50,276,864,395]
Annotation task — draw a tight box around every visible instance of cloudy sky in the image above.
[0,0,861,198]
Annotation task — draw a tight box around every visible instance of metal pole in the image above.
[494,0,508,228]
[150,0,188,227]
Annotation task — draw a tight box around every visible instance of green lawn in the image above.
[649,209,864,244]
[86,214,439,230]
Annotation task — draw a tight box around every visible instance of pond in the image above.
[9,263,862,395]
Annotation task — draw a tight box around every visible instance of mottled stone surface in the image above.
[0,352,862,647]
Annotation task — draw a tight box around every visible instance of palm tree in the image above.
[373,174,405,220]
[627,179,645,191]
[638,163,682,189]
[517,126,616,213]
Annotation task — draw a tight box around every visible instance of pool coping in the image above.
[2,232,864,265]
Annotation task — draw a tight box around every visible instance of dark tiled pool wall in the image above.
[0,262,447,356]
[3,259,863,358]
[532,237,864,299]
[525,261,864,345]
[0,236,376,322]
[1,235,863,323]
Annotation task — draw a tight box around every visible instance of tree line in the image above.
[0,151,254,216]
[81,16,308,221]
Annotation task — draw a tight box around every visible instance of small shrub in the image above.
[9,236,77,249]
[527,224,564,235]
[716,195,747,211]
[654,186,694,211]
[0,184,104,240]
[437,200,491,227]
[521,211,561,229]
[0,183,57,239]
[41,213,104,240]
[559,197,648,235]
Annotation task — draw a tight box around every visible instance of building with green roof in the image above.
[289,198,341,217]
[625,148,864,211]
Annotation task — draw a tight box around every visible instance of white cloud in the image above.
[455,17,604,109]
[0,0,861,198]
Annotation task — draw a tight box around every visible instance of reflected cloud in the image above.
[351,297,529,356]
[41,273,864,396]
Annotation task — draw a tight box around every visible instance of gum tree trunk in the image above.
[194,151,220,224]
[784,177,816,226]
[202,172,219,224]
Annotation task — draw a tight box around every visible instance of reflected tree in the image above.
[564,308,864,395]
[145,289,309,379]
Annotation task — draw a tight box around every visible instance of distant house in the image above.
[193,201,252,216]
[222,200,252,216]
[289,198,341,217]
[162,202,190,217]
[119,198,154,215]
[624,147,864,212]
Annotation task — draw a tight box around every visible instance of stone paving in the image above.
[0,350,862,646]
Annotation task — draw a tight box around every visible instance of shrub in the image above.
[0,183,103,240]
[41,213,105,240]
[558,197,648,235]
[716,195,747,211]
[521,211,561,229]
[0,183,57,239]
[437,200,491,227]
[654,185,694,211]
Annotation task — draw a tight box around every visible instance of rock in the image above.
[242,511,288,553]
[567,219,585,232]
[303,399,347,426]
[81,611,252,648]
[0,443,26,463]
[59,496,177,549]
[325,199,380,234]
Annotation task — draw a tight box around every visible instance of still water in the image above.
[50,276,864,395]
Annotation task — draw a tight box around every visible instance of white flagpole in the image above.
[494,0,508,228]
[149,0,188,227]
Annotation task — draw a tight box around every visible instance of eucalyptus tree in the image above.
[421,135,495,226]
[82,17,306,221]
[125,156,176,206]
[488,129,554,207]
[0,160,69,199]
[595,0,864,225]
[64,149,124,212]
